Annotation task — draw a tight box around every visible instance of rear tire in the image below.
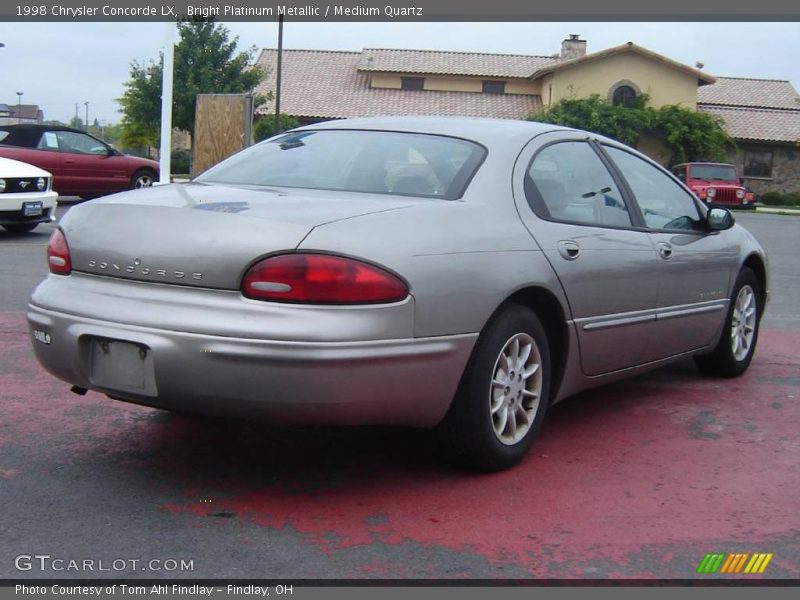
[437,304,551,472]
[694,267,761,377]
[2,223,38,233]
[130,169,156,190]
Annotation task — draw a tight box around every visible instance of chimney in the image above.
[561,34,587,60]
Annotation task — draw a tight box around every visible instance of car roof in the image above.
[0,124,88,134]
[296,116,575,148]
[0,124,97,148]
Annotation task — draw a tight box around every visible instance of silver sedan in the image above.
[27,117,768,471]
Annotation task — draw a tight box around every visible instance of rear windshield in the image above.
[689,164,738,182]
[196,130,486,200]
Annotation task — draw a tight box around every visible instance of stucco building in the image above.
[0,103,44,126]
[254,36,800,194]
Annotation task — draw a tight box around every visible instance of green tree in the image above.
[253,114,300,142]
[98,123,123,146]
[118,18,266,149]
[118,59,163,148]
[527,94,730,164]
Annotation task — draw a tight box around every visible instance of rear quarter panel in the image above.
[299,197,568,339]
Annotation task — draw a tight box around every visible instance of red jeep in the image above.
[671,162,754,207]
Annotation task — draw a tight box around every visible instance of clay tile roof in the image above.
[254,49,542,120]
[8,104,42,120]
[357,48,559,78]
[531,42,716,85]
[698,105,800,143]
[697,77,800,110]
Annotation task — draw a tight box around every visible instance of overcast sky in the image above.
[1,21,798,124]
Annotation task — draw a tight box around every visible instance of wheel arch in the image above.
[742,253,768,315]
[492,286,570,401]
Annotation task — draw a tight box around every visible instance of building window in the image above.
[743,150,773,178]
[482,80,506,94]
[401,77,425,91]
[612,85,637,107]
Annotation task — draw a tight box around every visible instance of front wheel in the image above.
[437,305,551,472]
[130,169,156,190]
[694,267,762,377]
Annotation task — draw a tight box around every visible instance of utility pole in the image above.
[74,103,79,128]
[84,102,89,131]
[16,92,23,123]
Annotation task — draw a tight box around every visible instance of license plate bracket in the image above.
[89,337,157,397]
[23,201,43,217]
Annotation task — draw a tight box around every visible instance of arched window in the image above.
[612,85,637,107]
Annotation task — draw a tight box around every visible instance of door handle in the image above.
[657,242,673,259]
[557,240,581,261]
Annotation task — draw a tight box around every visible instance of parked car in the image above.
[27,117,768,471]
[0,156,58,232]
[671,162,753,208]
[0,125,159,198]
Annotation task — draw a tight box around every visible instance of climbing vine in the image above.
[527,94,731,164]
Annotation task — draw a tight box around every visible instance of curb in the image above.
[755,206,800,215]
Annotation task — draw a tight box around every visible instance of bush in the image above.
[254,114,300,142]
[759,191,800,206]
[170,149,191,175]
[759,192,783,205]
[527,94,731,163]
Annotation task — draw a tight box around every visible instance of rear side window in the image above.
[604,146,702,231]
[37,131,60,150]
[197,130,486,200]
[525,141,632,227]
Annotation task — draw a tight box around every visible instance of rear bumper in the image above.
[27,274,476,427]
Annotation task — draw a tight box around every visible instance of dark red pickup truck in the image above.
[671,162,754,207]
[0,124,159,199]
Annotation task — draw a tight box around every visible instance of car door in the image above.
[513,132,662,376]
[31,130,73,193]
[54,130,129,195]
[600,145,738,361]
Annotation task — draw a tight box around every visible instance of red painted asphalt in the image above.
[1,309,798,579]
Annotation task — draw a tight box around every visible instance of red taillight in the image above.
[242,253,408,304]
[47,229,71,275]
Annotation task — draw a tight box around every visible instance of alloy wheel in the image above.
[489,332,543,445]
[731,284,757,362]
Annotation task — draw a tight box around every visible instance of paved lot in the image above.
[0,204,798,580]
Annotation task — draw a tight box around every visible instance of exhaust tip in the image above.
[70,385,87,396]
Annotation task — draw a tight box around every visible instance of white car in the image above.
[0,156,58,233]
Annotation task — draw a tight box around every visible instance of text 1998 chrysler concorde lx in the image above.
[27,117,768,471]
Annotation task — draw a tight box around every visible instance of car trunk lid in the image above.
[60,183,417,290]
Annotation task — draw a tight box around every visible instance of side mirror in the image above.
[707,207,735,231]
